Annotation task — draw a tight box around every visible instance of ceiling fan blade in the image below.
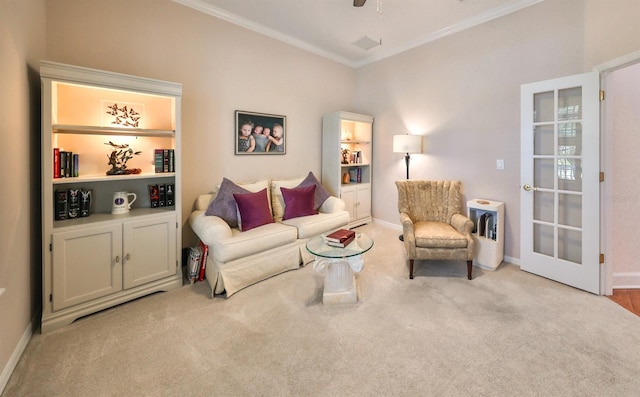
[353,0,367,7]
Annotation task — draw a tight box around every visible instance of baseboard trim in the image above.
[0,319,34,394]
[611,271,640,289]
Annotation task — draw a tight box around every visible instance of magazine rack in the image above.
[467,199,505,271]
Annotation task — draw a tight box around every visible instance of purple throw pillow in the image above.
[281,185,318,220]
[205,178,250,227]
[233,188,274,231]
[296,171,331,209]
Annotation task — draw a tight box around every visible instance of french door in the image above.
[520,72,600,294]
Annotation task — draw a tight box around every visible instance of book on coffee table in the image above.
[326,234,356,248]
[325,228,355,243]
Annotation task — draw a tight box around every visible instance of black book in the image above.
[59,151,67,178]
[163,149,169,172]
[149,184,159,208]
[159,184,166,207]
[168,149,174,172]
[65,151,73,178]
[55,190,68,220]
[165,183,174,206]
[80,189,91,217]
[68,189,80,218]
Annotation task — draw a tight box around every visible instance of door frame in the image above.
[594,49,640,295]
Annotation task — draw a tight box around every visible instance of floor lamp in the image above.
[393,134,422,241]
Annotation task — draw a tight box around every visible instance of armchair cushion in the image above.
[414,221,468,249]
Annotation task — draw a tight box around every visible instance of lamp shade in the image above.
[393,134,422,154]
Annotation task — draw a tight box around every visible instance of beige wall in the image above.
[3,0,640,387]
[355,0,640,260]
[45,0,356,246]
[0,0,46,388]
[605,62,640,287]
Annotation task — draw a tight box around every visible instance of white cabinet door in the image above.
[356,184,371,221]
[52,224,122,311]
[123,214,177,289]
[340,186,357,222]
[341,183,371,226]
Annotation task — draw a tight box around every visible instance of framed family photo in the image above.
[235,110,286,155]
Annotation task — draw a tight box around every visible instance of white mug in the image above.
[112,191,137,214]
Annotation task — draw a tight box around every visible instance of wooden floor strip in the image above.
[608,289,640,317]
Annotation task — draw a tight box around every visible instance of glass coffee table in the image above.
[306,232,374,304]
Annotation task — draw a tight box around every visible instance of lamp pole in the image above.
[404,152,411,180]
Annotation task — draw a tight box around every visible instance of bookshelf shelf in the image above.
[53,124,175,137]
[52,172,176,184]
[40,61,183,333]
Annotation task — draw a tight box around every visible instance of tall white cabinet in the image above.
[322,111,373,228]
[40,61,183,332]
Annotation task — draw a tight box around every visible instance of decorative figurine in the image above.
[341,148,350,164]
[105,141,142,175]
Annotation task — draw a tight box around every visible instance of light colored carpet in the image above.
[4,223,640,396]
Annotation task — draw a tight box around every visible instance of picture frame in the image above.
[235,110,286,155]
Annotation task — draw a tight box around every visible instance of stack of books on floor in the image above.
[325,229,356,248]
[185,240,208,284]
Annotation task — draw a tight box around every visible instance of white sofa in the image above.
[189,175,350,297]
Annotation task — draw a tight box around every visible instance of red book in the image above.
[53,148,60,178]
[325,228,355,243]
[197,240,208,281]
[327,234,356,248]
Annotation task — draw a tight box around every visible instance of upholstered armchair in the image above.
[395,180,475,280]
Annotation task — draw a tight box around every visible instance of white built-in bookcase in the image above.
[40,61,183,332]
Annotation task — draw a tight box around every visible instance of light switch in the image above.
[496,159,504,170]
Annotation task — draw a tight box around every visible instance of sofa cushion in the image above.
[281,210,350,239]
[281,185,318,220]
[212,222,298,263]
[205,178,249,227]
[205,178,270,227]
[297,171,331,210]
[234,188,274,231]
[271,176,305,221]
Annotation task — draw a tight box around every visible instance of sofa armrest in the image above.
[189,210,232,246]
[319,196,346,213]
[451,213,473,235]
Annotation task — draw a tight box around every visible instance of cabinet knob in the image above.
[115,256,120,263]
[126,253,131,261]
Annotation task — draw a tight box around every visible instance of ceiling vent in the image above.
[352,36,381,51]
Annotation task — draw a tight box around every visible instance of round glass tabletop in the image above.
[306,232,374,259]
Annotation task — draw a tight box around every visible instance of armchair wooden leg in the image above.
[467,260,473,280]
[409,259,414,279]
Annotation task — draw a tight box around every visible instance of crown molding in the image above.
[174,0,543,69]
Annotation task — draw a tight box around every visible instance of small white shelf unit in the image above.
[467,199,505,271]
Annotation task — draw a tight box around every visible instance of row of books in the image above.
[325,228,356,248]
[154,149,175,173]
[55,189,91,220]
[348,167,363,183]
[53,149,79,178]
[149,184,175,207]
[185,241,208,284]
[475,213,497,241]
